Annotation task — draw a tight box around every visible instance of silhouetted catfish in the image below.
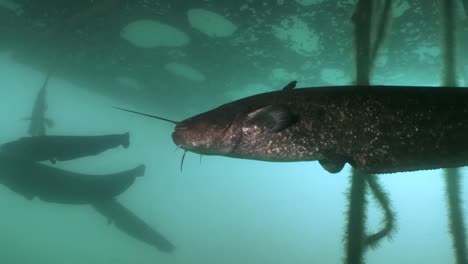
[0,156,144,203]
[115,83,468,174]
[92,199,176,253]
[0,133,130,163]
[25,72,54,136]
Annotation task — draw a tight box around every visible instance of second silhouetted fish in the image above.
[93,199,176,252]
[0,156,144,204]
[0,133,129,163]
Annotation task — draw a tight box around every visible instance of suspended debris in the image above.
[320,68,350,85]
[115,76,142,91]
[164,63,206,81]
[187,9,238,37]
[294,0,325,6]
[269,68,300,83]
[272,16,321,56]
[120,19,190,48]
[392,0,410,18]
[0,0,22,15]
[224,83,273,100]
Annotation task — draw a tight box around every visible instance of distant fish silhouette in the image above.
[0,156,144,204]
[0,133,130,163]
[25,72,54,137]
[93,199,176,253]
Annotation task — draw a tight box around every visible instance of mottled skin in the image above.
[172,85,468,174]
[0,133,130,163]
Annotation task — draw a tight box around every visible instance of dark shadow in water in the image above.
[92,199,176,253]
[0,73,176,253]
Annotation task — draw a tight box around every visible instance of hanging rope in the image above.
[364,174,395,249]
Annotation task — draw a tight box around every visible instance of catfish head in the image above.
[113,97,297,160]
[171,105,242,156]
[172,101,297,159]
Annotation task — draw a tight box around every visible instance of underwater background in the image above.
[1,0,468,263]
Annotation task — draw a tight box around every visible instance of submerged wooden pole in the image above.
[445,169,467,264]
[440,1,467,264]
[346,1,373,263]
[351,0,373,85]
[441,0,457,87]
[346,1,396,263]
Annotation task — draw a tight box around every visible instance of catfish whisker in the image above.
[180,150,187,172]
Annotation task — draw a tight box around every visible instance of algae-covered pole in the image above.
[345,169,367,264]
[445,169,467,264]
[461,0,468,85]
[346,1,373,263]
[441,0,457,87]
[440,1,467,263]
[370,0,392,64]
[346,1,396,263]
[351,0,373,85]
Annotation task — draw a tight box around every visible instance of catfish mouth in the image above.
[171,130,210,154]
[171,123,189,149]
[171,121,235,155]
[172,123,209,152]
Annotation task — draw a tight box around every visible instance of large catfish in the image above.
[115,84,468,174]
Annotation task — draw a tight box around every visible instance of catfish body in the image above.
[28,73,54,136]
[0,157,144,204]
[0,133,130,163]
[92,199,175,252]
[172,85,468,174]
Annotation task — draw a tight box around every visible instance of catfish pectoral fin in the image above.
[247,105,295,132]
[121,132,130,149]
[319,159,345,173]
[134,164,145,177]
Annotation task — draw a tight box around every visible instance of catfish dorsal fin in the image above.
[247,105,295,132]
[282,81,297,91]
